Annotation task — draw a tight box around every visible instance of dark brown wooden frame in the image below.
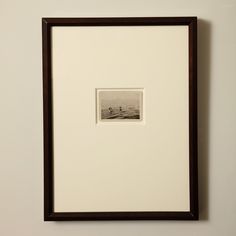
[42,17,198,221]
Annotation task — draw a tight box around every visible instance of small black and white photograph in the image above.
[97,89,143,121]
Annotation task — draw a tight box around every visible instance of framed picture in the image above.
[96,88,144,122]
[42,17,198,221]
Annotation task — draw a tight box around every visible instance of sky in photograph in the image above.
[99,91,142,109]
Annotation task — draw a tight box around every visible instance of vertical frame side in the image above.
[189,17,199,219]
[42,19,54,221]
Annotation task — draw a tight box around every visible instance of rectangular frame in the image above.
[42,17,198,221]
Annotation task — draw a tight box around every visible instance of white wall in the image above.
[0,0,235,235]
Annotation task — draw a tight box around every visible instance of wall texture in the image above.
[0,0,236,235]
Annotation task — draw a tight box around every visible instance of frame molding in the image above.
[42,17,198,221]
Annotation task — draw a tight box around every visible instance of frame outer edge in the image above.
[42,17,199,221]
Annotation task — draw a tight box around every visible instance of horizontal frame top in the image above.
[42,17,197,26]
